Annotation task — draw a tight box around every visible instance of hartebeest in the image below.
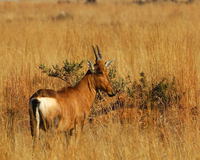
[29,46,115,141]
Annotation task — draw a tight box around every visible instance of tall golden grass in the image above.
[0,1,199,160]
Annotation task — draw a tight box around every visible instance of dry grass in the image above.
[0,1,199,160]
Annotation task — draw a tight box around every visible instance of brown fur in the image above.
[29,51,115,140]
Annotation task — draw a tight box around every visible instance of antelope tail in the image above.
[29,98,41,140]
[35,107,40,139]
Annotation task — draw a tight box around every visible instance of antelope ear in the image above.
[87,60,95,73]
[105,60,113,68]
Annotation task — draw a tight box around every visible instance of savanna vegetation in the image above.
[0,1,199,160]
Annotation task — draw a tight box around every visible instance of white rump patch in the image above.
[35,97,60,118]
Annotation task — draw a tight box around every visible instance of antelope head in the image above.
[88,45,115,97]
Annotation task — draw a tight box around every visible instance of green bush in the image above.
[39,60,84,86]
[39,61,182,112]
[127,73,182,112]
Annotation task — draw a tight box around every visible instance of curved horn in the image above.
[96,45,102,59]
[92,45,100,61]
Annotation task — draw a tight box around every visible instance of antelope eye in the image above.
[97,71,103,74]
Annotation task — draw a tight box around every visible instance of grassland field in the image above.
[0,1,199,160]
